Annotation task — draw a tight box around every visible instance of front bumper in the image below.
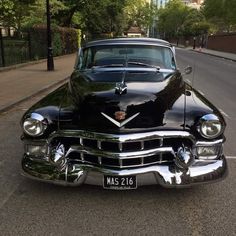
[22,155,227,188]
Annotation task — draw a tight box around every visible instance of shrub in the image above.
[29,24,79,59]
[53,32,62,56]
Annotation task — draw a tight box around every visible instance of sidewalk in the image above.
[173,43,236,62]
[0,53,76,113]
[192,48,236,62]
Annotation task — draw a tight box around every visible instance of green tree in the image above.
[158,0,189,39]
[71,0,127,38]
[22,0,66,28]
[181,8,210,36]
[1,0,159,39]
[105,0,126,35]
[53,0,86,27]
[124,0,156,31]
[0,0,36,30]
[0,0,67,30]
[52,0,126,37]
[157,0,211,39]
[203,0,236,32]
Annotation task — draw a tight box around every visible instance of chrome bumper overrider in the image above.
[22,155,227,188]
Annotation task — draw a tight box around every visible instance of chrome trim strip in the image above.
[48,130,196,143]
[71,159,169,169]
[97,141,102,150]
[160,138,163,147]
[141,141,144,150]
[160,153,163,162]
[141,157,144,165]
[66,145,175,160]
[79,138,83,146]
[91,67,175,73]
[30,113,45,121]
[119,159,123,167]
[80,153,84,162]
[98,156,102,165]
[118,143,123,151]
[195,139,224,146]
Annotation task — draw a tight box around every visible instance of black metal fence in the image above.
[0,30,32,67]
[0,27,79,68]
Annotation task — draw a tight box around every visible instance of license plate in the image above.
[103,175,137,190]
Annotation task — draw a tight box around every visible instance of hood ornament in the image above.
[101,112,140,128]
[115,70,127,95]
[115,82,127,95]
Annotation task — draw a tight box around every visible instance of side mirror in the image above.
[184,66,192,75]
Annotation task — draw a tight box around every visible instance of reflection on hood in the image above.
[59,70,185,133]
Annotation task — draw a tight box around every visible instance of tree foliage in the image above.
[181,8,210,36]
[124,0,157,30]
[0,0,36,30]
[203,0,236,32]
[23,0,66,28]
[158,0,189,38]
[78,0,126,37]
[53,0,86,27]
[0,0,156,38]
[157,0,211,38]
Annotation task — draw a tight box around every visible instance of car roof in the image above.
[84,37,172,48]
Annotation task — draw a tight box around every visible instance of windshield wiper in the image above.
[127,61,160,71]
[91,64,124,69]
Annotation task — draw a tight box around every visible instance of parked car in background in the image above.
[21,38,227,189]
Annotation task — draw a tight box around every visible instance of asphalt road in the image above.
[0,49,236,236]
[176,48,236,156]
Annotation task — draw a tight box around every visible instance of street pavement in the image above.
[176,48,236,156]
[0,54,75,112]
[0,49,236,236]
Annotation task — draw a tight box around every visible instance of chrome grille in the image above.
[67,152,174,168]
[80,138,162,152]
[49,130,194,169]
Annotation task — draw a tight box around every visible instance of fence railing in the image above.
[0,27,79,68]
[0,30,32,67]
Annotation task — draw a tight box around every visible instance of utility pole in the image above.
[46,0,54,71]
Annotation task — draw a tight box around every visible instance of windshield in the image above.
[81,45,176,70]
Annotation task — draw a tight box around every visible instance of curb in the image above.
[0,53,76,73]
[0,77,69,114]
[190,49,236,62]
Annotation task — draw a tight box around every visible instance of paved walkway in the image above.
[0,53,76,113]
[192,48,236,61]
[173,43,236,61]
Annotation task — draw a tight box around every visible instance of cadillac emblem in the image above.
[101,112,140,128]
[114,111,126,121]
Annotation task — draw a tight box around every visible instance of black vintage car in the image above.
[21,38,227,189]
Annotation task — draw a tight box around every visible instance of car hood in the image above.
[59,70,186,133]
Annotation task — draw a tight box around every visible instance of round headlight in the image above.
[23,113,47,136]
[198,114,223,139]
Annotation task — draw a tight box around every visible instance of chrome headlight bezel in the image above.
[197,114,224,139]
[23,113,48,137]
